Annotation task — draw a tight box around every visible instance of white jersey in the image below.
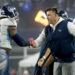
[0,17,17,49]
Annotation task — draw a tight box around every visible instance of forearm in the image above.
[35,38,46,47]
[43,48,51,59]
[8,26,30,46]
[38,48,51,67]
[44,54,54,67]
[34,29,46,47]
[12,33,31,46]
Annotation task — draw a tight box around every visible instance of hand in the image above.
[29,38,36,47]
[38,58,44,67]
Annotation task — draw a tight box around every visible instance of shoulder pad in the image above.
[1,18,17,26]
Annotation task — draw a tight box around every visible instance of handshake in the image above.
[28,38,36,47]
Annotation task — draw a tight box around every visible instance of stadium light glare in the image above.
[35,10,48,26]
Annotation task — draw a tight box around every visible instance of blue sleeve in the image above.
[12,33,30,46]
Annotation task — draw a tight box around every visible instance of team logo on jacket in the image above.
[58,29,62,32]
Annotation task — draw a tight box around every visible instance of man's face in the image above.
[46,11,57,25]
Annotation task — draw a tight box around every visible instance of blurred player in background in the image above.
[0,5,31,75]
[58,10,73,22]
[59,10,75,49]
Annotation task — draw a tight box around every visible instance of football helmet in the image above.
[0,5,19,21]
[59,10,68,19]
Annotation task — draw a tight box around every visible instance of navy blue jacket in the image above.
[45,20,75,62]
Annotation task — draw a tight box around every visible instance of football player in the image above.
[0,5,31,75]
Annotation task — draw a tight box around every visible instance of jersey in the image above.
[0,17,17,49]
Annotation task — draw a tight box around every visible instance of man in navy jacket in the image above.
[31,8,75,75]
